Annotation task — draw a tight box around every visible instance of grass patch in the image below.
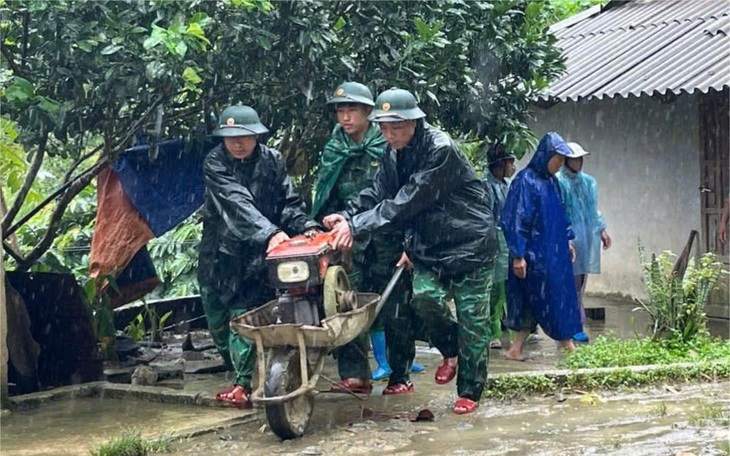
[689,402,730,427]
[89,428,171,456]
[482,360,730,399]
[716,439,730,456]
[559,334,730,369]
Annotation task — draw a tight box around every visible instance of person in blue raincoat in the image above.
[501,132,581,361]
[557,142,612,343]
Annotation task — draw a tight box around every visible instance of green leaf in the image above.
[3,77,35,102]
[182,66,203,86]
[173,39,188,57]
[100,44,123,55]
[143,35,162,50]
[186,22,211,46]
[37,96,61,116]
[186,22,210,45]
[333,16,346,31]
[525,2,542,20]
[425,90,440,106]
[414,17,432,39]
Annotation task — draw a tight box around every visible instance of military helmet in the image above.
[212,105,269,137]
[369,88,426,123]
[327,82,375,106]
[487,142,517,166]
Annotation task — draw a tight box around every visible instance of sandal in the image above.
[215,384,236,399]
[453,397,478,415]
[215,384,252,409]
[382,382,414,395]
[434,358,457,385]
[329,378,373,395]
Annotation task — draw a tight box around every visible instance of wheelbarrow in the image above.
[230,232,404,440]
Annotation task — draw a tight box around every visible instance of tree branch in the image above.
[63,143,103,183]
[0,42,22,75]
[1,127,48,234]
[14,157,109,271]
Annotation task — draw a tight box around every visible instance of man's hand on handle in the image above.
[396,252,413,270]
[322,214,345,229]
[266,231,290,254]
[323,213,353,250]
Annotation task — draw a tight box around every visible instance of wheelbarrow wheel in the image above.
[265,347,315,439]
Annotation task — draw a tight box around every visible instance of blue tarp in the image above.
[112,139,210,237]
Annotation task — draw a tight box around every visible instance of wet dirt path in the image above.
[172,372,730,456]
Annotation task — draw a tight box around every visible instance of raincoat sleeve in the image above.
[590,176,606,231]
[343,160,394,217]
[349,145,466,237]
[500,175,536,259]
[556,176,576,241]
[203,154,280,248]
[277,159,321,234]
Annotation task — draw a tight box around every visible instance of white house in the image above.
[528,0,729,321]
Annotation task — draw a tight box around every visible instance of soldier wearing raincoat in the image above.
[198,105,320,408]
[324,88,498,415]
[311,81,412,394]
[500,132,581,362]
[557,142,612,343]
[482,143,517,348]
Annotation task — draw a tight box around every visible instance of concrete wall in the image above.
[528,93,701,299]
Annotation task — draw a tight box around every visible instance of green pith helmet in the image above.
[369,88,426,122]
[212,105,269,137]
[326,82,375,106]
[487,142,517,166]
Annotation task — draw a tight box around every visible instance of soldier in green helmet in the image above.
[198,104,320,408]
[483,142,517,349]
[324,88,498,414]
[312,82,430,394]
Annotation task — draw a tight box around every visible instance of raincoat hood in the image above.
[528,132,574,175]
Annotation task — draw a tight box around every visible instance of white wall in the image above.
[528,93,701,299]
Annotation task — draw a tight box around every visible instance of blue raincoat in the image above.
[500,132,582,341]
[557,168,606,275]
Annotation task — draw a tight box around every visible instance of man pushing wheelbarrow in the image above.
[198,104,322,411]
[199,104,406,439]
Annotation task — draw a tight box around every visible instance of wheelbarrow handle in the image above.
[375,265,405,316]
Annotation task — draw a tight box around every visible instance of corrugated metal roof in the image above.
[541,0,730,102]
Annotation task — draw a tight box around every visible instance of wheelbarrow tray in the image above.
[230,292,380,349]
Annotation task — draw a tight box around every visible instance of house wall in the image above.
[528,93,701,299]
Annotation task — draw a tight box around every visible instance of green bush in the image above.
[635,247,727,342]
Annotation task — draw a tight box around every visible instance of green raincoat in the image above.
[312,123,387,218]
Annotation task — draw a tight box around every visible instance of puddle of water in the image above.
[174,380,730,456]
[1,397,248,456]
[403,382,730,456]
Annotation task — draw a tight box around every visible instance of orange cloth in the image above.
[89,167,158,307]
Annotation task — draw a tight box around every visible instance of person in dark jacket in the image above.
[324,88,498,415]
[483,143,517,349]
[198,105,320,408]
[312,82,426,393]
[500,132,580,362]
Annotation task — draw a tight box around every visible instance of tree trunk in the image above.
[1,202,8,406]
